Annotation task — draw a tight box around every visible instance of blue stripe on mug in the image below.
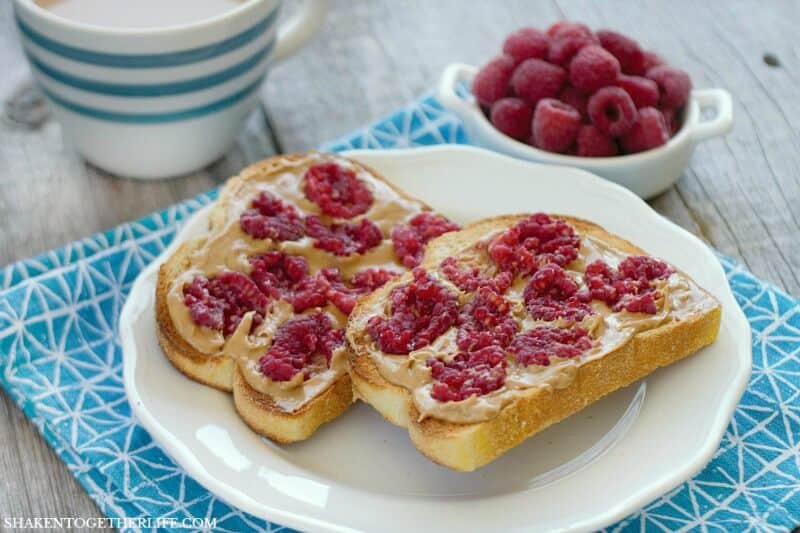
[25,39,274,97]
[14,6,278,68]
[40,79,262,123]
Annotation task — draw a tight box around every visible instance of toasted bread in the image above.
[347,214,722,470]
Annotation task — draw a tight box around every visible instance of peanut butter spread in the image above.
[165,153,425,412]
[350,225,718,424]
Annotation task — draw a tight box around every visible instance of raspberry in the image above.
[259,313,344,382]
[487,213,580,275]
[503,27,549,63]
[366,268,459,355]
[428,346,507,402]
[569,45,620,93]
[239,191,304,241]
[510,326,593,366]
[548,33,597,66]
[597,30,646,75]
[490,97,534,140]
[305,215,383,256]
[472,55,516,106]
[558,85,589,120]
[661,107,680,135]
[523,264,593,322]
[304,162,373,219]
[391,212,460,268]
[532,98,581,153]
[587,87,638,136]
[578,256,672,314]
[642,51,663,71]
[620,107,669,153]
[546,21,593,40]
[646,65,691,109]
[440,257,513,294]
[249,251,309,300]
[183,271,269,336]
[576,125,618,157]
[511,59,567,106]
[456,287,518,351]
[290,272,332,312]
[616,74,659,108]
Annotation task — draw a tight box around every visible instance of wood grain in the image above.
[0,0,798,527]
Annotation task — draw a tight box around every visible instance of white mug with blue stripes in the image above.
[13,0,327,178]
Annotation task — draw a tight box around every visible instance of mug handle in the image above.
[270,0,328,64]
[437,63,478,117]
[690,88,734,141]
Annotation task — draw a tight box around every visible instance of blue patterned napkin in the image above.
[0,95,798,532]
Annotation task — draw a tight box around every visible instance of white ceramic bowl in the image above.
[13,0,327,179]
[437,63,734,198]
[121,146,751,532]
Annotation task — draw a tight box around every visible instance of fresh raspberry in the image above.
[456,287,518,351]
[646,65,691,109]
[558,85,589,120]
[472,55,516,106]
[597,30,646,75]
[576,125,618,157]
[391,212,460,268]
[488,213,580,275]
[490,97,534,140]
[249,251,309,300]
[641,51,663,72]
[305,215,383,256]
[239,191,304,241]
[548,33,597,66]
[620,107,669,153]
[660,107,680,135]
[546,21,593,40]
[532,98,581,153]
[428,346,507,402]
[510,326,593,366]
[503,27,549,63]
[303,162,373,219]
[616,74,659,108]
[569,45,620,93]
[259,313,344,382]
[324,267,399,315]
[440,257,513,294]
[587,86,638,136]
[511,59,567,106]
[366,268,459,355]
[183,271,269,336]
[578,256,672,314]
[523,264,593,322]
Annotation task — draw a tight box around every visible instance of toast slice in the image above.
[347,213,722,469]
[155,152,456,442]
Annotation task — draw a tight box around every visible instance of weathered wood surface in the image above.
[1,0,798,527]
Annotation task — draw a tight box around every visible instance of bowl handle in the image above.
[270,0,329,64]
[437,63,479,117]
[690,88,734,141]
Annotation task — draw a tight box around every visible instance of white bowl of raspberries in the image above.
[437,22,733,198]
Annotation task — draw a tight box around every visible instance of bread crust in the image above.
[347,214,722,471]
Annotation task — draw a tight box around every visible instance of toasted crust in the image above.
[347,214,722,471]
[155,152,430,442]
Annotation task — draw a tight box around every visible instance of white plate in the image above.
[121,145,751,532]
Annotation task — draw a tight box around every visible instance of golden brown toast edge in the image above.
[346,214,722,470]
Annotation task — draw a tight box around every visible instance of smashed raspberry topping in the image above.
[510,326,593,366]
[523,264,593,323]
[259,313,344,382]
[456,287,518,351]
[183,271,269,336]
[391,212,460,268]
[440,257,513,294]
[239,191,304,241]
[249,251,308,300]
[303,162,374,219]
[428,346,507,402]
[322,267,399,315]
[579,256,674,314]
[366,268,459,355]
[487,213,580,275]
[305,215,383,256]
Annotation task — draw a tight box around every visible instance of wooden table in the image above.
[1,0,798,527]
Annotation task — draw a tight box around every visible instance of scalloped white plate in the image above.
[121,145,751,532]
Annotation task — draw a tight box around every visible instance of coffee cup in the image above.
[13,0,327,178]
